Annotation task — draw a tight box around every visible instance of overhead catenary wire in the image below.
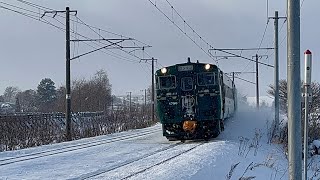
[14,0,211,70]
[48,15,150,62]
[0,3,144,64]
[240,20,270,73]
[264,0,306,60]
[1,0,165,100]
[13,0,151,54]
[0,4,65,32]
[74,16,146,61]
[50,15,145,63]
[147,0,218,64]
[15,0,150,47]
[164,0,213,49]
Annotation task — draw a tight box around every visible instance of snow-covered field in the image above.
[0,108,319,180]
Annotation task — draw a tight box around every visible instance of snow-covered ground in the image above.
[0,108,319,180]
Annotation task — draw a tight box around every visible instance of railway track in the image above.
[0,127,161,166]
[70,141,206,180]
[121,142,206,180]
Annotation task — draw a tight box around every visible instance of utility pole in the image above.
[127,92,132,114]
[152,58,155,123]
[141,58,157,122]
[43,7,77,141]
[273,11,280,137]
[287,0,302,179]
[144,89,147,107]
[253,54,268,110]
[255,54,259,110]
[269,11,286,138]
[65,7,72,141]
[232,72,235,83]
[111,95,114,115]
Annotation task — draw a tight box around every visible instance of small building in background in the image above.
[0,102,15,114]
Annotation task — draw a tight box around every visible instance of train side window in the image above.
[181,77,193,91]
[159,76,176,89]
[197,73,215,86]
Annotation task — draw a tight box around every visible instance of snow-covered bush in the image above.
[0,104,157,152]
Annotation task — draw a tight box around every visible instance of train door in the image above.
[219,71,225,118]
[180,76,196,119]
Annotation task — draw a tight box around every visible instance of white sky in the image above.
[0,0,319,96]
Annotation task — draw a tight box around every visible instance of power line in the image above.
[234,76,255,85]
[0,4,65,32]
[256,20,270,54]
[15,0,150,46]
[3,1,167,77]
[11,0,178,70]
[0,1,162,94]
[264,0,307,59]
[13,0,152,57]
[212,48,274,68]
[0,3,145,64]
[164,0,213,49]
[147,0,217,64]
[43,13,151,62]
[239,20,270,73]
[74,16,150,61]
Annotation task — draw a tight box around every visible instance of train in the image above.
[155,58,237,141]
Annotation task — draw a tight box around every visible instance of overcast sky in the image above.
[0,0,319,97]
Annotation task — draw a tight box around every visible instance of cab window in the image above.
[197,73,215,86]
[158,76,176,89]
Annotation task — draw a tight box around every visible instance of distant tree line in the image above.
[0,69,113,113]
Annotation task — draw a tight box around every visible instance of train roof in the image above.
[156,61,219,72]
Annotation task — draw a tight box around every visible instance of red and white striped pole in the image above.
[303,49,312,180]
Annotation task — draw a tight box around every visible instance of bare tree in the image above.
[70,69,112,113]
[16,89,38,112]
[267,80,320,147]
[267,80,320,114]
[2,86,20,103]
[53,86,66,112]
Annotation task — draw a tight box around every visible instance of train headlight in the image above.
[205,64,211,70]
[161,67,167,74]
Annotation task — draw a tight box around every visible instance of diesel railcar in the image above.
[155,58,237,141]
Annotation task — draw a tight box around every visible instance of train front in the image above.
[155,61,221,141]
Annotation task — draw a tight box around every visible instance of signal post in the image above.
[303,50,312,180]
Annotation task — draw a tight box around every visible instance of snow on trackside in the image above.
[123,108,289,180]
[0,107,292,180]
[313,140,320,149]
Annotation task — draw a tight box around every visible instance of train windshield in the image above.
[197,73,215,86]
[181,77,193,91]
[158,76,176,89]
